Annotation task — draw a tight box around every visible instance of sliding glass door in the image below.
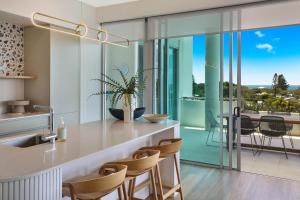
[151,10,242,169]
[101,9,242,169]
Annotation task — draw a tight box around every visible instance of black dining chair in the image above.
[241,115,259,155]
[259,116,289,159]
[242,110,260,128]
[272,112,294,148]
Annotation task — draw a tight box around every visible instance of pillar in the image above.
[205,34,220,129]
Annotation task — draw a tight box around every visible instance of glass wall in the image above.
[104,41,144,118]
[102,9,242,169]
[152,10,241,168]
[153,35,225,166]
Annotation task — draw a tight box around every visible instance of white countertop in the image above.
[0,119,179,181]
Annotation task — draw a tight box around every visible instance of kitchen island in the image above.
[0,119,180,200]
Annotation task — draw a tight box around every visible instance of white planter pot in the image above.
[123,94,136,123]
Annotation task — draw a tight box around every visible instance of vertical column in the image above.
[205,34,220,129]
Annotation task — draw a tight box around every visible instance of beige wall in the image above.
[0,79,24,114]
[24,27,50,107]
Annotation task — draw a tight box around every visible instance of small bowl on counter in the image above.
[143,114,168,123]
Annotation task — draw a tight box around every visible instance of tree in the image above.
[272,73,278,96]
[192,75,196,96]
[277,74,289,91]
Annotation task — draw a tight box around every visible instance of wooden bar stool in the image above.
[62,163,128,200]
[111,149,161,200]
[140,138,183,200]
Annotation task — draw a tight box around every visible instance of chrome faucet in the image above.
[33,105,57,144]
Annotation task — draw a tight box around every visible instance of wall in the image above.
[24,27,50,106]
[0,21,25,114]
[0,21,24,76]
[0,79,24,114]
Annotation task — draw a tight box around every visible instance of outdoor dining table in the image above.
[243,113,300,124]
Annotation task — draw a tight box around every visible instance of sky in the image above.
[193,25,300,85]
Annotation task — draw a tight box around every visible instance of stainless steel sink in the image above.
[4,135,48,148]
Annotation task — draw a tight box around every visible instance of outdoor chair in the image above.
[259,116,289,159]
[272,111,294,148]
[206,111,227,144]
[242,110,260,128]
[241,115,259,155]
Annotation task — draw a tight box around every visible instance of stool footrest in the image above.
[134,179,152,193]
[162,184,181,199]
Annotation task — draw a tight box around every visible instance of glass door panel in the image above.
[152,10,241,168]
[154,35,223,166]
[222,10,242,170]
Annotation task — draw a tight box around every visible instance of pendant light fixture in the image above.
[31,1,130,48]
[31,12,88,38]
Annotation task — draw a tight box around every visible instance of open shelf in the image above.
[0,75,36,80]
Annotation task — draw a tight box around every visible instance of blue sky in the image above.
[193,25,300,85]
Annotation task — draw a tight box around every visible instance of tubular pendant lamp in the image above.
[84,26,108,43]
[31,12,88,38]
[100,29,130,48]
[84,27,130,48]
[31,12,130,48]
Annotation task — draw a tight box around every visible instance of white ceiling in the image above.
[96,0,265,22]
[81,0,140,7]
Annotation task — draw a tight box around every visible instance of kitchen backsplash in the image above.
[0,21,24,76]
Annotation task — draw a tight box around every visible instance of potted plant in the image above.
[93,69,146,122]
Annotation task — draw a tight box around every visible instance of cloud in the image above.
[256,43,274,53]
[254,31,265,38]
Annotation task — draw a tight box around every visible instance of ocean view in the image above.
[246,85,300,90]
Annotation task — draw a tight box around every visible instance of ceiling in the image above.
[0,10,32,26]
[84,0,266,8]
[81,0,140,7]
[96,0,266,22]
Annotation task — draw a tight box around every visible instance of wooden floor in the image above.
[181,163,300,200]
